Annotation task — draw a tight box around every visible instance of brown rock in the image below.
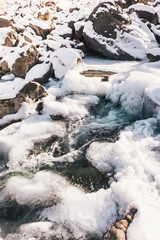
[3,29,18,47]
[38,10,52,21]
[80,70,116,78]
[30,20,55,38]
[69,7,80,13]
[103,226,125,240]
[102,208,137,240]
[56,6,63,12]
[0,81,47,119]
[0,61,10,77]
[12,45,39,78]
[115,220,129,232]
[0,18,13,28]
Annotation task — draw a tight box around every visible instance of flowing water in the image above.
[0,58,160,240]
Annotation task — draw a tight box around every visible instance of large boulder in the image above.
[0,81,47,119]
[12,45,39,78]
[83,1,157,60]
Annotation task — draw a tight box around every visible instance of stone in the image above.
[56,6,63,12]
[80,70,116,80]
[3,29,18,47]
[0,81,47,119]
[12,45,39,78]
[38,10,52,21]
[102,208,137,240]
[0,18,13,28]
[147,48,160,62]
[29,19,55,38]
[129,3,158,25]
[0,61,10,77]
[83,1,157,60]
[103,226,125,240]
[69,7,80,13]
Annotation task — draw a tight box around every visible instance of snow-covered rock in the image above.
[83,1,157,60]
[147,47,160,61]
[128,3,158,24]
[0,81,47,119]
[51,47,82,79]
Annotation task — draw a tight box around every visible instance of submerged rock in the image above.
[80,69,116,81]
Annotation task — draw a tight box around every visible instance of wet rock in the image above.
[0,81,47,119]
[80,70,116,80]
[12,45,39,78]
[103,208,137,240]
[129,3,158,25]
[142,93,159,118]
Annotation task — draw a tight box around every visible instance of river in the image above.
[0,57,160,240]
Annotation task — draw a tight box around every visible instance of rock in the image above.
[142,85,160,118]
[12,45,39,78]
[128,3,158,25]
[38,10,52,21]
[80,70,116,79]
[74,21,84,40]
[29,18,55,38]
[83,1,156,60]
[56,6,63,12]
[0,82,47,119]
[147,48,160,61]
[3,29,18,47]
[150,25,160,44]
[0,61,10,77]
[103,226,125,240]
[102,208,137,240]
[25,62,53,84]
[0,18,13,28]
[51,47,82,79]
[69,7,80,13]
